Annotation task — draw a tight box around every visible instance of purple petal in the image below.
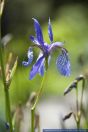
[30,36,39,45]
[22,61,30,67]
[30,36,44,51]
[27,47,33,58]
[48,55,51,65]
[22,47,33,67]
[32,18,44,46]
[48,42,64,53]
[48,18,53,42]
[37,53,45,76]
[30,55,44,80]
[39,61,45,76]
[56,49,71,76]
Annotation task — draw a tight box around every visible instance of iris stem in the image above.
[31,107,35,132]
[76,86,80,129]
[31,73,46,132]
[0,14,13,132]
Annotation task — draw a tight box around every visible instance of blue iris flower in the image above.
[22,18,71,80]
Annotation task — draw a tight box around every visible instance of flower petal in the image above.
[30,36,39,45]
[37,53,45,76]
[32,18,44,47]
[49,42,64,53]
[56,49,71,76]
[39,61,45,76]
[22,47,33,67]
[48,55,51,65]
[22,61,30,67]
[30,55,44,80]
[48,18,53,42]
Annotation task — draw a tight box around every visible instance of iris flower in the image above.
[22,18,71,80]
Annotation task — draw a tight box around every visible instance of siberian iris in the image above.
[22,18,71,80]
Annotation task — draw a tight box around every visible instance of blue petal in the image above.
[48,55,51,65]
[56,49,71,76]
[30,36,40,45]
[48,18,53,42]
[22,47,33,67]
[37,53,45,76]
[22,61,30,67]
[37,52,45,76]
[30,55,44,80]
[48,42,64,53]
[39,62,45,76]
[32,18,44,46]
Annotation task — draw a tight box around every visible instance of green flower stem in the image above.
[80,79,85,112]
[5,88,13,132]
[0,17,13,131]
[76,86,78,115]
[75,86,80,129]
[0,46,13,132]
[31,73,47,132]
[78,78,85,129]
[75,78,85,129]
[31,107,35,132]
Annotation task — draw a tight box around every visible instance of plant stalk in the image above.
[0,16,13,132]
[76,86,80,129]
[75,78,85,129]
[77,79,85,129]
[31,107,35,132]
[31,73,46,132]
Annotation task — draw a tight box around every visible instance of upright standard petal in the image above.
[30,55,44,80]
[56,49,71,76]
[33,18,44,46]
[48,42,64,53]
[48,18,53,42]
[22,47,33,67]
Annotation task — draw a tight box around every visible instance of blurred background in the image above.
[0,0,88,131]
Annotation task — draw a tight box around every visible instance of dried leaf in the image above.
[10,57,18,80]
[0,0,4,16]
[76,75,85,82]
[1,34,12,46]
[6,53,13,77]
[63,112,73,121]
[64,80,77,95]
